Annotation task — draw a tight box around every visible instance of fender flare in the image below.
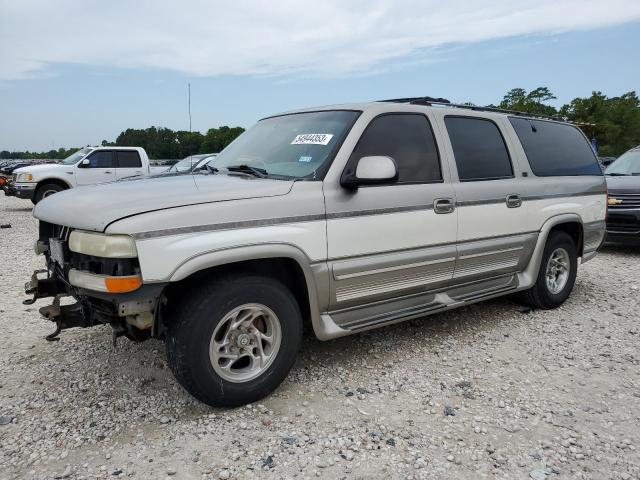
[518,213,583,288]
[168,242,328,338]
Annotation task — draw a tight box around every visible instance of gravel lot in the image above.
[0,194,639,480]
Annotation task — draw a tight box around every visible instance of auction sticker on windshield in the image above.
[291,134,334,145]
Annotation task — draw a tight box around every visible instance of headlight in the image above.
[69,231,138,258]
[16,172,33,182]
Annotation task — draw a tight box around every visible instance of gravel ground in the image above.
[0,194,639,480]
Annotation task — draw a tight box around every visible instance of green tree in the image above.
[499,87,558,116]
[560,91,640,156]
[176,130,204,158]
[201,126,245,153]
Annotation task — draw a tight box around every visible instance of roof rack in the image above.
[379,96,568,122]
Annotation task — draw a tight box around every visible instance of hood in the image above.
[14,163,66,174]
[605,175,640,194]
[34,174,294,232]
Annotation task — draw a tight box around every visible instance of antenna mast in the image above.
[188,83,192,135]
[188,83,193,162]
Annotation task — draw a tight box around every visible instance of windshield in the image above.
[195,154,217,170]
[605,149,640,175]
[213,110,360,179]
[61,147,93,165]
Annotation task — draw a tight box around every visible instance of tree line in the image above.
[1,125,245,161]
[496,87,640,157]
[2,88,639,160]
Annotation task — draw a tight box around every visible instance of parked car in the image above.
[1,161,36,190]
[598,156,617,169]
[25,98,606,407]
[165,154,218,174]
[4,147,165,204]
[604,145,640,245]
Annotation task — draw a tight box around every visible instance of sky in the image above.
[1,0,639,152]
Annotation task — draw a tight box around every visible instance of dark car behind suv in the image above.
[604,146,640,245]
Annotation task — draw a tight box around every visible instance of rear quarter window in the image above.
[444,116,513,181]
[117,150,142,168]
[509,118,602,176]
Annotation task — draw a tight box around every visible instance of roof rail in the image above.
[380,96,452,105]
[378,96,568,122]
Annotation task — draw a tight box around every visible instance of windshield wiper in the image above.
[225,164,268,178]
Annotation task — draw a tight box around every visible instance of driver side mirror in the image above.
[79,158,90,167]
[340,156,399,189]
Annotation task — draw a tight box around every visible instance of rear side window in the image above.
[85,150,115,168]
[117,150,142,168]
[349,114,442,183]
[509,118,601,176]
[444,116,513,181]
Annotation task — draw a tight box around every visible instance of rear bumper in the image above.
[606,209,640,245]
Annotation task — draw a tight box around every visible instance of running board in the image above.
[323,274,519,335]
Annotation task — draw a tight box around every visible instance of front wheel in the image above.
[519,231,578,309]
[166,274,302,407]
[34,183,64,203]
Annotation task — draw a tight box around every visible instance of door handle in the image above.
[104,171,112,174]
[434,198,455,214]
[506,194,522,208]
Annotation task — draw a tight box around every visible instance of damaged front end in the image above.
[26,221,166,342]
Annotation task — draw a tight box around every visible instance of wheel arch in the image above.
[518,214,584,288]
[162,244,328,339]
[35,177,71,195]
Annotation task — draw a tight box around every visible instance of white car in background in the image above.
[8,147,165,204]
[165,153,218,174]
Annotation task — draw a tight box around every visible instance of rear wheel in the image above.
[519,231,578,309]
[34,183,64,203]
[166,274,302,407]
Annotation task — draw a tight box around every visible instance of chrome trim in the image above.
[328,203,433,219]
[134,213,326,240]
[456,190,604,207]
[458,246,522,260]
[133,192,606,240]
[327,230,539,262]
[333,256,455,281]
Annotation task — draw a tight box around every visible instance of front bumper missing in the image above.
[24,270,93,341]
[25,268,166,341]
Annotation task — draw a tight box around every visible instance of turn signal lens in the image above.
[104,275,142,293]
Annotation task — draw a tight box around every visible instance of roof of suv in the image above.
[275,99,567,124]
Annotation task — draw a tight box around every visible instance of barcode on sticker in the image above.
[291,134,334,145]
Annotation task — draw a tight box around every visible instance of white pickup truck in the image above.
[7,146,166,204]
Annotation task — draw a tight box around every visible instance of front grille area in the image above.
[39,221,71,241]
[39,221,140,276]
[69,252,140,276]
[607,214,640,233]
[608,193,640,209]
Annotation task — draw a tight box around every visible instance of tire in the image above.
[34,183,64,203]
[518,231,578,309]
[166,274,302,407]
